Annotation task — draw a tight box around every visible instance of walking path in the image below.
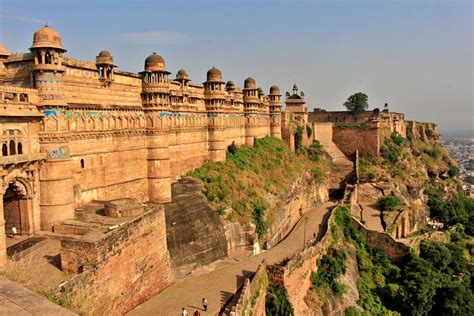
[0,275,76,316]
[128,201,335,316]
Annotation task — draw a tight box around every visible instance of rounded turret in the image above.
[176,69,190,81]
[0,44,10,57]
[244,77,256,89]
[269,85,280,96]
[206,66,223,82]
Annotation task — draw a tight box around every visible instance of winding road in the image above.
[128,201,335,316]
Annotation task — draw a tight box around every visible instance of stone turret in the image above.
[269,85,282,138]
[140,52,171,110]
[29,24,73,230]
[243,77,260,147]
[204,67,226,161]
[141,52,172,203]
[285,83,307,124]
[95,50,116,84]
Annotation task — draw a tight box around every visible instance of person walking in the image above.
[182,307,188,316]
[193,310,201,316]
[11,225,17,239]
[202,298,208,312]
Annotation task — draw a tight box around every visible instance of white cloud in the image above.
[0,14,46,24]
[121,30,190,45]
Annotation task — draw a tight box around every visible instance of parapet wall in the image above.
[60,207,173,315]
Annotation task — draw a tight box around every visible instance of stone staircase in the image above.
[313,124,354,192]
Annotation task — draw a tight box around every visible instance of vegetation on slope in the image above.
[334,206,474,316]
[187,136,329,238]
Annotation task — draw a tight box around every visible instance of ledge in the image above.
[0,153,46,166]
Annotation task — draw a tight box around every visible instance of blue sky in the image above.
[1,0,472,133]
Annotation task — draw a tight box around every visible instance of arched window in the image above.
[17,143,23,155]
[45,52,51,64]
[9,140,16,155]
[80,159,85,169]
[2,144,7,156]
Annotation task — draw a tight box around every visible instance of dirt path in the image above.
[128,201,335,316]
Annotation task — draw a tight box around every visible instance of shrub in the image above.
[311,167,327,184]
[390,132,405,146]
[295,126,304,152]
[377,196,402,212]
[252,197,269,239]
[265,283,294,316]
[311,247,347,295]
[448,166,459,177]
[306,125,312,138]
[227,141,237,155]
[307,140,324,162]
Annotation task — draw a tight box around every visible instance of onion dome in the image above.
[206,66,223,82]
[144,52,166,71]
[244,77,256,89]
[257,87,264,96]
[176,69,190,81]
[269,85,280,95]
[226,80,235,88]
[31,24,66,51]
[0,44,10,57]
[96,49,114,65]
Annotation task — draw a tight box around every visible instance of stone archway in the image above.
[2,178,33,236]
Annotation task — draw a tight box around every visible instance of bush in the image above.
[306,125,312,138]
[306,140,324,162]
[311,247,347,295]
[390,132,405,146]
[252,197,269,239]
[266,283,294,316]
[377,196,402,212]
[227,141,237,155]
[311,167,327,184]
[448,166,459,177]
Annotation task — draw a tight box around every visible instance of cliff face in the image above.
[355,133,461,238]
[305,241,360,316]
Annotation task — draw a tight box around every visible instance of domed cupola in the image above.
[31,23,66,52]
[206,66,223,83]
[96,50,116,82]
[144,52,168,72]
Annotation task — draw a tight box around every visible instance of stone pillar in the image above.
[147,132,171,203]
[39,141,74,230]
[0,200,6,272]
[208,123,226,162]
[245,117,257,147]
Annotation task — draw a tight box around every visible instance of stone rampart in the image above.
[59,207,173,314]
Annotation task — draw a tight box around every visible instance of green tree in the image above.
[377,195,402,212]
[343,92,369,118]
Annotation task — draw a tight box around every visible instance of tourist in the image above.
[202,298,208,311]
[11,225,17,238]
[182,307,187,316]
[193,310,201,316]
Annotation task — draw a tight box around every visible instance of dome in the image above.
[206,66,223,82]
[98,50,112,58]
[257,87,264,96]
[144,52,166,71]
[176,69,189,80]
[269,85,280,95]
[0,44,10,57]
[31,24,66,51]
[96,49,114,65]
[244,77,256,89]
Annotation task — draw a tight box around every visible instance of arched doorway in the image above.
[2,179,32,236]
[3,184,22,234]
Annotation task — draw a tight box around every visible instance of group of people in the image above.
[181,298,208,316]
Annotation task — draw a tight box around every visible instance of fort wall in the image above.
[60,207,173,315]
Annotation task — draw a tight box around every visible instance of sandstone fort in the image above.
[0,24,442,314]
